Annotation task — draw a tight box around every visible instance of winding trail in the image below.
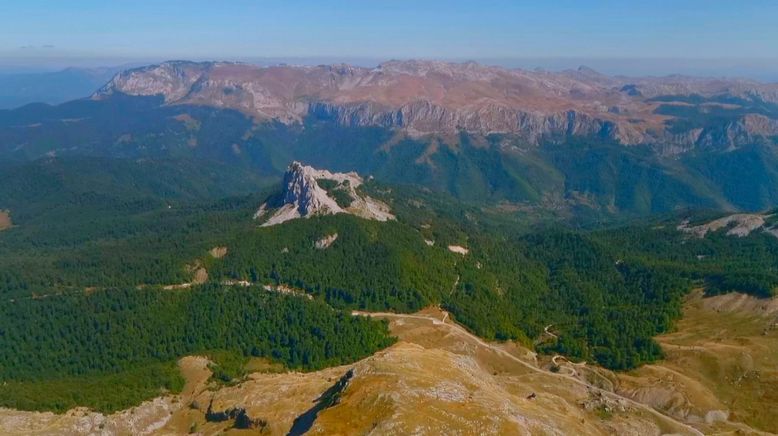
[353,310,704,436]
[550,355,577,377]
[448,274,460,297]
[544,324,558,339]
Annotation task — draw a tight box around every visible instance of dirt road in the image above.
[353,310,705,436]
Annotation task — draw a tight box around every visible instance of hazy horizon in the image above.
[2,56,778,83]
[2,1,778,81]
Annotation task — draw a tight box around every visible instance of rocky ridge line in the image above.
[95,60,778,150]
[254,161,394,226]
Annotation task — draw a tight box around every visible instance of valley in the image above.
[2,160,778,421]
[1,59,778,435]
[3,60,778,217]
[4,2,778,434]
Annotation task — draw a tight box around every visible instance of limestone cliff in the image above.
[254,162,394,226]
[95,60,778,149]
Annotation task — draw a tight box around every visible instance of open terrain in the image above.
[6,296,776,435]
[2,3,778,434]
[1,159,778,434]
[617,290,778,434]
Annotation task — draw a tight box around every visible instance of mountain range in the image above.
[3,59,778,219]
[96,60,778,151]
[3,60,778,432]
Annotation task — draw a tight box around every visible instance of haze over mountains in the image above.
[4,1,778,434]
[97,60,778,150]
[3,58,778,434]
[0,66,121,109]
[2,59,778,219]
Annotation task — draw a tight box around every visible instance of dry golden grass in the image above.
[159,307,700,435]
[617,290,778,434]
[3,295,776,435]
[310,308,696,436]
[0,357,211,436]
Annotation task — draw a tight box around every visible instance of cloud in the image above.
[18,45,56,50]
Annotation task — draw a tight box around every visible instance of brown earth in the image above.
[2,295,776,435]
[208,246,228,259]
[0,210,11,231]
[616,290,778,434]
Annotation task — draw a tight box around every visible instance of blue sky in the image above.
[1,1,777,77]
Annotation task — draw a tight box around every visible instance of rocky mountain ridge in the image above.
[254,161,393,226]
[678,213,778,238]
[95,60,778,150]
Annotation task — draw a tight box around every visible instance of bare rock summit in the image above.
[255,162,394,226]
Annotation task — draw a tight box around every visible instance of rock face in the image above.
[314,233,339,250]
[255,162,394,226]
[95,60,778,150]
[280,161,343,218]
[677,213,778,238]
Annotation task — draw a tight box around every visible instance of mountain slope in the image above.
[96,60,778,150]
[2,298,773,435]
[2,60,778,218]
[255,161,394,226]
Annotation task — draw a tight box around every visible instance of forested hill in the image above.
[1,156,778,413]
[0,286,394,413]
[2,90,778,219]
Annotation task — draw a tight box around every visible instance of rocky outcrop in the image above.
[255,162,394,227]
[97,61,211,102]
[95,59,778,148]
[280,161,344,218]
[741,114,778,140]
[308,101,642,143]
[314,233,339,250]
[677,213,778,238]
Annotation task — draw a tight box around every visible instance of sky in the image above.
[1,0,777,79]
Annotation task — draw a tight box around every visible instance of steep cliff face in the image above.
[307,101,641,144]
[255,162,394,227]
[95,60,778,149]
[281,161,343,217]
[97,61,210,102]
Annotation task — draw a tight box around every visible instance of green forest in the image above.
[0,286,394,412]
[1,156,778,412]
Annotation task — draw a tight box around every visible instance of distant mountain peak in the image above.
[254,162,394,227]
[576,65,602,75]
[92,59,778,149]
